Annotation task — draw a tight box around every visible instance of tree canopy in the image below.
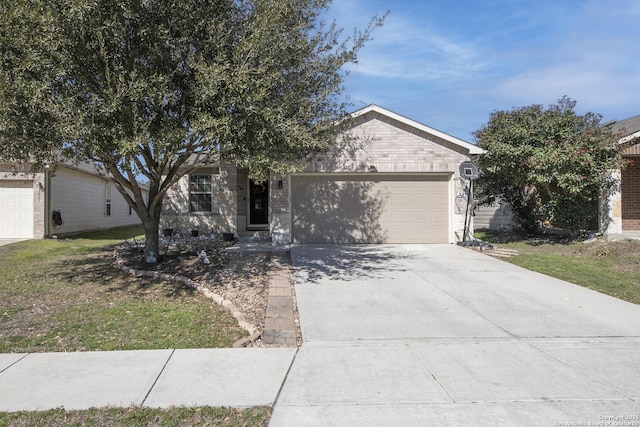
[0,0,384,259]
[474,97,625,236]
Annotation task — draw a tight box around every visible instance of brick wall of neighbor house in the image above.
[33,172,45,237]
[621,156,640,230]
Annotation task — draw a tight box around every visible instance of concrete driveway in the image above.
[0,238,28,247]
[270,244,640,426]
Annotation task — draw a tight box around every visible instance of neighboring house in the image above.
[602,114,640,239]
[0,161,145,239]
[161,104,485,244]
[473,201,514,231]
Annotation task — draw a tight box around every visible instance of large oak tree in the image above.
[0,0,384,260]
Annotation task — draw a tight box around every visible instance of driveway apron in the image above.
[270,244,640,426]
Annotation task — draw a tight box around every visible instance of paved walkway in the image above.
[262,252,299,345]
[270,244,640,426]
[0,348,295,411]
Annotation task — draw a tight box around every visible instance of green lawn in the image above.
[0,226,248,353]
[0,226,269,426]
[476,230,640,305]
[0,406,270,427]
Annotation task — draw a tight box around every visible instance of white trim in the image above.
[351,104,486,155]
[618,130,640,145]
[291,172,452,178]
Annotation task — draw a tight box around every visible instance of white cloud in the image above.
[336,5,487,83]
[490,3,640,118]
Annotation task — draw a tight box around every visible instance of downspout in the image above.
[44,165,51,237]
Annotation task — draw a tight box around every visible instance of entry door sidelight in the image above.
[249,180,269,227]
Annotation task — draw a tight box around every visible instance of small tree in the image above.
[474,97,625,236]
[0,0,384,260]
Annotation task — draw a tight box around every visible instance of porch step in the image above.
[237,230,271,242]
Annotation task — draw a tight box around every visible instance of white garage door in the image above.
[0,181,34,238]
[291,174,450,244]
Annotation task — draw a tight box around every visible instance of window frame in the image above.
[105,184,112,217]
[189,174,214,213]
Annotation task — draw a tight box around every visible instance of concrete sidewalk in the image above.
[270,244,640,426]
[0,348,295,412]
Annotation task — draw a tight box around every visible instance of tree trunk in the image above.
[142,217,160,263]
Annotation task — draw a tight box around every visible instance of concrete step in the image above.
[237,230,271,242]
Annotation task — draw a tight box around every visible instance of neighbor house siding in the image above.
[49,166,141,235]
[474,201,514,231]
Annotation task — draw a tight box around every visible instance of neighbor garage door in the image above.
[291,174,450,244]
[0,181,34,238]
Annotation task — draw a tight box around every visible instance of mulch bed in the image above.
[114,235,272,345]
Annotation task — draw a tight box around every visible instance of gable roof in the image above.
[351,104,486,155]
[608,114,640,142]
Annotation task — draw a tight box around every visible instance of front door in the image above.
[248,179,269,229]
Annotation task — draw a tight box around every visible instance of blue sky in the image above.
[326,0,640,142]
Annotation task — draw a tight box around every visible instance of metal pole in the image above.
[462,179,472,242]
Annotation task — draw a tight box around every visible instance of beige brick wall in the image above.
[161,164,238,234]
[306,111,470,174]
[271,110,475,242]
[270,172,291,243]
[162,111,476,243]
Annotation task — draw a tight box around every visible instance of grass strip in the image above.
[476,230,640,305]
[0,406,271,426]
[0,226,247,352]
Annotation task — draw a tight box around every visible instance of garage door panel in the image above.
[291,174,450,244]
[0,181,34,238]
